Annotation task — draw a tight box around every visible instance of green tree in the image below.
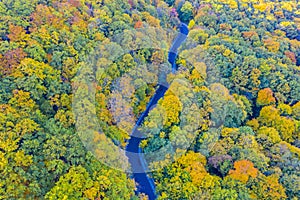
[178,2,193,24]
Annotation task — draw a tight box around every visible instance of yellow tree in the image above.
[161,92,182,127]
[250,174,287,200]
[257,126,281,144]
[258,106,280,127]
[277,103,292,116]
[275,117,295,143]
[154,151,217,199]
[292,102,300,120]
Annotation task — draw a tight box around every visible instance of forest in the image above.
[0,0,300,199]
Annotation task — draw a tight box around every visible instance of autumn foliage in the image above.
[228,160,258,183]
[134,21,143,29]
[263,38,280,53]
[284,51,296,63]
[256,88,276,106]
[1,0,300,199]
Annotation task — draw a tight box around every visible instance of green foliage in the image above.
[165,0,175,6]
[178,2,193,24]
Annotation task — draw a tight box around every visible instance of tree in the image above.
[256,88,276,106]
[263,38,280,53]
[275,117,295,143]
[0,48,27,76]
[258,106,280,127]
[165,0,175,6]
[210,84,249,128]
[208,154,233,177]
[212,187,238,200]
[228,160,258,184]
[292,102,300,120]
[134,21,143,29]
[246,119,260,131]
[189,29,209,45]
[217,177,252,200]
[284,51,296,63]
[178,2,193,24]
[14,58,61,100]
[249,174,287,200]
[257,126,281,145]
[160,92,182,127]
[277,103,292,116]
[153,151,214,199]
[280,174,300,199]
[7,24,29,47]
[45,166,94,199]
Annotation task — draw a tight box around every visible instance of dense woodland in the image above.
[0,0,300,199]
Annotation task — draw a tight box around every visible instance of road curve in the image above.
[126,23,189,200]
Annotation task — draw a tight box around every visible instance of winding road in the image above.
[125,23,189,200]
